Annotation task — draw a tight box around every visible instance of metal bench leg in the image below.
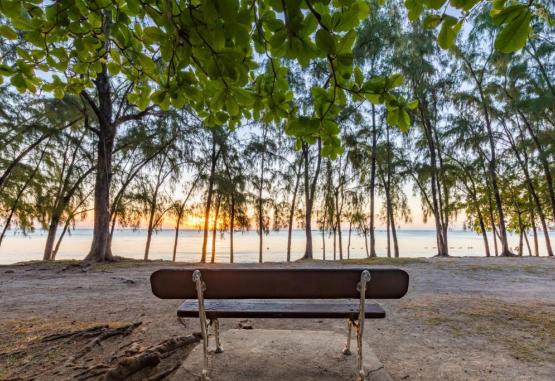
[193,270,210,381]
[355,270,371,381]
[343,319,353,355]
[212,319,224,353]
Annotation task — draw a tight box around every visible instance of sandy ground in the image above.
[0,256,554,380]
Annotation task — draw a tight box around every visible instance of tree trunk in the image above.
[201,136,219,263]
[481,98,511,256]
[230,195,235,263]
[347,218,352,259]
[335,189,343,260]
[321,211,326,260]
[505,124,554,256]
[286,158,302,262]
[529,199,539,256]
[144,187,159,261]
[419,107,447,257]
[52,218,71,260]
[211,195,221,264]
[172,210,183,262]
[84,68,115,262]
[43,213,61,260]
[386,205,391,258]
[487,190,499,256]
[333,225,337,261]
[368,104,377,257]
[390,207,399,258]
[513,107,555,223]
[302,139,322,260]
[172,177,198,262]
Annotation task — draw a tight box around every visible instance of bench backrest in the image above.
[150,267,409,299]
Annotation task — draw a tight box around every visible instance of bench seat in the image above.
[177,299,386,319]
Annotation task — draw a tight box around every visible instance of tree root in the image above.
[42,325,109,342]
[68,322,143,363]
[103,333,201,381]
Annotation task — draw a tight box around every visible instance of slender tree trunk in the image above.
[302,139,322,260]
[347,219,352,259]
[52,219,71,260]
[386,206,391,258]
[487,187,499,256]
[529,199,539,256]
[321,212,326,260]
[144,187,160,261]
[201,137,219,263]
[333,225,337,261]
[230,195,234,263]
[420,109,447,257]
[385,125,399,257]
[510,104,555,222]
[368,104,377,257]
[172,177,198,262]
[482,100,511,256]
[363,227,369,258]
[211,195,221,264]
[390,207,399,258]
[286,159,302,262]
[478,215,491,257]
[505,125,554,256]
[518,229,523,256]
[258,171,264,263]
[335,190,343,260]
[43,213,61,260]
[172,209,183,262]
[523,228,532,256]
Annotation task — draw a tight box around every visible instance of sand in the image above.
[1,256,554,380]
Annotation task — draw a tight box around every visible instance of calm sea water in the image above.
[0,228,553,264]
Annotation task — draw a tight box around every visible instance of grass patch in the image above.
[341,257,427,265]
[409,296,555,362]
[430,260,553,275]
[0,318,135,379]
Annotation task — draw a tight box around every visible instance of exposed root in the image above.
[147,363,182,381]
[41,325,109,342]
[68,322,143,363]
[103,334,201,381]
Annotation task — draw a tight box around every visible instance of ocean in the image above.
[0,228,553,264]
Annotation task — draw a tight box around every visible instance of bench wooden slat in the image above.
[177,299,386,319]
[151,267,409,300]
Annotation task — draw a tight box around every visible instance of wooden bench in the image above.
[150,267,409,380]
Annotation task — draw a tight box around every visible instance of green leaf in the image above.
[405,0,423,21]
[423,15,442,29]
[437,17,462,49]
[494,9,531,53]
[354,66,363,86]
[315,29,336,55]
[424,0,447,10]
[407,100,419,109]
[388,73,404,88]
[0,25,17,40]
[490,4,527,26]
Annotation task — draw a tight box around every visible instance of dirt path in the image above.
[1,257,554,380]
